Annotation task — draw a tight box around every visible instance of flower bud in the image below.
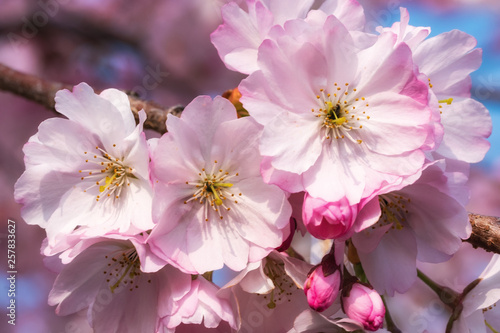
[342,283,385,331]
[304,265,341,312]
[302,194,357,240]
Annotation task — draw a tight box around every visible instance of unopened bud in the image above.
[342,283,385,331]
[304,265,341,312]
[302,194,357,240]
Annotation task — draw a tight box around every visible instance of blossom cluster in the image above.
[14,0,497,332]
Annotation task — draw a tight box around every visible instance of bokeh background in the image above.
[0,0,498,332]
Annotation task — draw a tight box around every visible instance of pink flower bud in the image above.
[302,194,357,240]
[304,265,341,312]
[342,283,385,331]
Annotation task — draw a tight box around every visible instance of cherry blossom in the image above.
[47,237,192,333]
[383,8,492,164]
[14,83,153,252]
[239,15,436,206]
[48,235,238,333]
[211,0,365,74]
[454,254,500,332]
[8,1,499,332]
[159,275,238,332]
[220,250,326,332]
[289,309,371,332]
[352,161,470,295]
[148,95,291,274]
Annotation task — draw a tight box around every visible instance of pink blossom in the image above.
[376,7,430,50]
[220,251,322,332]
[14,83,153,253]
[239,15,436,206]
[47,237,193,333]
[342,283,385,331]
[304,265,341,312]
[290,309,367,332]
[435,98,491,163]
[384,8,491,164]
[160,276,238,332]
[352,161,471,295]
[454,254,500,332]
[148,95,291,274]
[211,0,365,74]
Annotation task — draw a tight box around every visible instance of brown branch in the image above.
[466,213,500,254]
[2,63,500,255]
[0,63,71,110]
[128,95,183,134]
[0,63,182,134]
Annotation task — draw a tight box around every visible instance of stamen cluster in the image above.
[261,258,299,309]
[375,194,410,231]
[103,249,146,293]
[184,160,241,221]
[313,83,370,143]
[79,145,135,202]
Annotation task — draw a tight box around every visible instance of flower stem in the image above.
[381,295,402,333]
[353,263,368,284]
[418,269,466,333]
[416,269,442,295]
[486,320,499,333]
[417,269,460,308]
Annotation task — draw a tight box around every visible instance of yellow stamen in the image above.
[210,185,223,206]
[99,173,117,193]
[438,98,453,105]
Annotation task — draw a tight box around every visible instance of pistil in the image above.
[313,83,370,143]
[185,161,240,221]
[78,145,136,202]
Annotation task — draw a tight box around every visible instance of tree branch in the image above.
[1,63,500,254]
[0,63,71,111]
[0,63,182,134]
[466,213,500,254]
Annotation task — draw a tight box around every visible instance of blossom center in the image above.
[103,248,149,293]
[370,194,411,232]
[324,102,347,127]
[312,83,370,143]
[184,160,241,221]
[259,258,299,309]
[79,145,136,202]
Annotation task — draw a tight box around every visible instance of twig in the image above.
[0,63,182,134]
[0,63,71,111]
[128,95,183,134]
[1,63,500,253]
[466,213,500,254]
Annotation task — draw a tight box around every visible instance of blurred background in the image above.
[0,0,498,332]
